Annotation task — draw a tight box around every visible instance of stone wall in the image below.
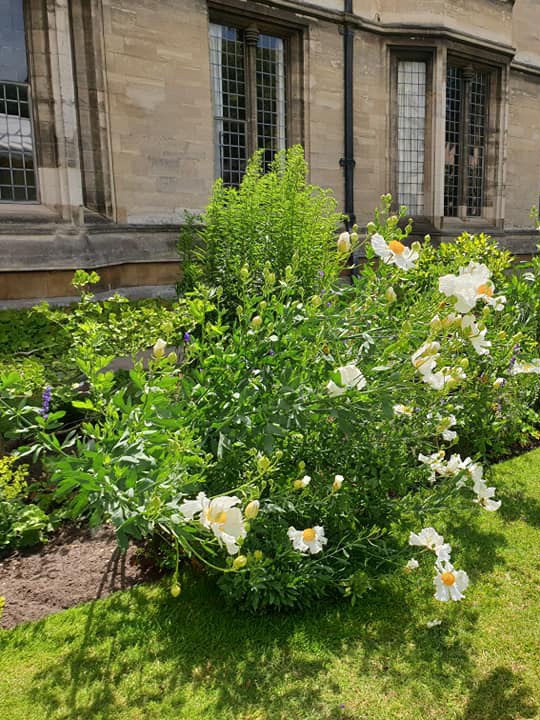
[2,0,540,303]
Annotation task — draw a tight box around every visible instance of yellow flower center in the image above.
[441,571,456,586]
[524,364,533,371]
[388,240,405,255]
[477,283,493,297]
[303,528,316,543]
[206,509,227,524]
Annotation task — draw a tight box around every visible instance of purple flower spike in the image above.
[319,269,324,277]
[184,332,191,344]
[40,385,51,419]
[268,349,275,356]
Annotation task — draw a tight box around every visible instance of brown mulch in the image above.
[0,525,154,629]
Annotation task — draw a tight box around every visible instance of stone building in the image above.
[1,0,539,304]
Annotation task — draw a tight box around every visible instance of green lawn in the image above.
[1,450,540,720]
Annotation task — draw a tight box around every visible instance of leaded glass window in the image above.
[444,64,488,218]
[0,0,38,202]
[397,60,426,215]
[210,22,286,187]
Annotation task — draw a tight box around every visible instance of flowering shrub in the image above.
[3,159,540,612]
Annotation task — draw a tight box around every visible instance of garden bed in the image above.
[0,525,152,629]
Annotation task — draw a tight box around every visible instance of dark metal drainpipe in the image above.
[340,0,356,230]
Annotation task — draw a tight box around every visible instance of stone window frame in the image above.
[207,0,305,183]
[386,38,509,230]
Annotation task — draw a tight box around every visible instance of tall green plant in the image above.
[194,145,345,309]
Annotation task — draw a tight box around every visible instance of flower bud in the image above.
[411,241,421,254]
[430,315,442,333]
[385,286,397,304]
[460,358,470,370]
[332,474,344,492]
[257,455,271,474]
[166,352,177,364]
[367,222,377,235]
[311,295,322,308]
[245,500,260,520]
[170,583,181,597]
[350,231,358,244]
[254,550,263,561]
[424,234,431,243]
[337,231,351,254]
[251,315,263,330]
[240,265,250,281]
[233,555,248,571]
[152,338,167,360]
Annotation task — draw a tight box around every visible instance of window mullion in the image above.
[245,24,259,158]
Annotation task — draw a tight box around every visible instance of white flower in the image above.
[493,377,505,389]
[371,233,419,270]
[409,527,452,561]
[288,525,327,554]
[152,338,168,359]
[511,359,540,375]
[405,558,419,571]
[473,478,501,511]
[426,619,442,628]
[411,342,440,375]
[418,451,445,483]
[438,262,493,313]
[294,475,312,490]
[326,364,366,396]
[435,414,457,442]
[337,231,351,254]
[461,314,491,356]
[393,404,414,417]
[433,559,469,602]
[332,474,344,491]
[179,492,246,555]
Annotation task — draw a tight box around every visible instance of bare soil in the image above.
[0,525,153,629]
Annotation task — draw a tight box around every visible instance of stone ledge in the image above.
[0,224,182,272]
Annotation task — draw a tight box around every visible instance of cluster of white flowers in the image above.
[411,342,466,391]
[409,527,470,602]
[438,262,506,314]
[417,450,501,511]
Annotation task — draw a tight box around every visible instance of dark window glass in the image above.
[0,0,28,83]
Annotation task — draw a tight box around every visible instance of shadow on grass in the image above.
[461,666,538,720]
[9,572,481,720]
